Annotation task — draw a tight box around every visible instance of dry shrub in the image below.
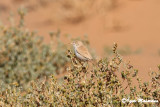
[0,8,69,90]
[0,43,159,106]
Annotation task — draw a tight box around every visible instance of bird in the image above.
[71,41,93,61]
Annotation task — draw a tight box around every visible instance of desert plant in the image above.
[0,43,159,106]
[0,8,69,90]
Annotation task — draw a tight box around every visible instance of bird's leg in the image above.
[76,58,83,66]
[85,61,89,70]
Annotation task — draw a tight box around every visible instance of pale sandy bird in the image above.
[71,41,93,61]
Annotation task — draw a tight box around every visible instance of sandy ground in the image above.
[0,0,160,81]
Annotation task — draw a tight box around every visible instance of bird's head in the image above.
[71,41,83,48]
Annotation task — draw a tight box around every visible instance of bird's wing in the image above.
[76,45,92,60]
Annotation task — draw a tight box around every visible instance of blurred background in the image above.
[0,0,160,81]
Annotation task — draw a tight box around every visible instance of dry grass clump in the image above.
[0,43,159,106]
